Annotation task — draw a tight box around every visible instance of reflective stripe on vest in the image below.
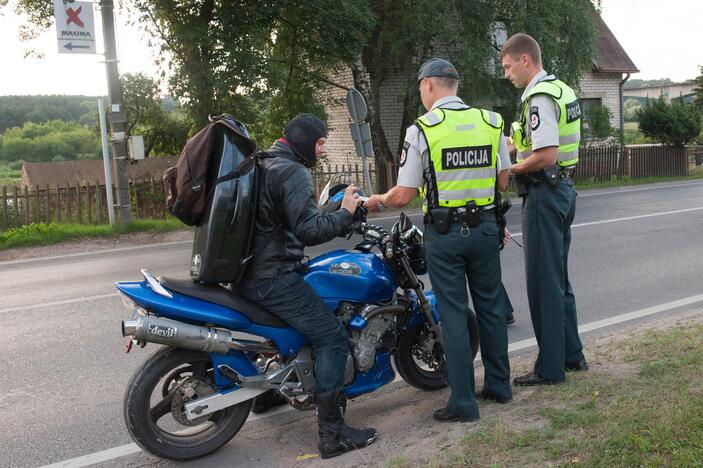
[416,107,502,210]
[512,78,581,167]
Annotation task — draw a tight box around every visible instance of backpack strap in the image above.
[239,160,305,267]
[255,162,304,243]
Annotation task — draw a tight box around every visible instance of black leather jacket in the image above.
[243,140,353,281]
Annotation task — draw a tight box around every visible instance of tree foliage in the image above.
[7,0,597,184]
[693,66,703,112]
[350,0,597,187]
[636,98,702,147]
[0,95,98,133]
[120,73,188,157]
[124,0,374,144]
[582,105,616,140]
[0,120,99,162]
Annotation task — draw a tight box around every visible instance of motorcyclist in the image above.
[239,113,378,459]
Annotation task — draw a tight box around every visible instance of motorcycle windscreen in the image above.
[190,126,256,283]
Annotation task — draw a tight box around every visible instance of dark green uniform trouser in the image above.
[424,217,512,418]
[523,177,585,381]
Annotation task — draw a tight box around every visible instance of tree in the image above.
[8,0,596,183]
[582,105,616,140]
[0,95,98,132]
[124,0,374,142]
[7,1,374,143]
[0,120,99,162]
[349,0,597,189]
[120,73,188,156]
[636,98,702,146]
[693,65,703,111]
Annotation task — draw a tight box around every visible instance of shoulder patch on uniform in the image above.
[565,100,581,123]
[530,106,540,131]
[400,141,410,167]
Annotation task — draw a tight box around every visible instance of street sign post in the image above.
[346,89,374,194]
[54,0,97,54]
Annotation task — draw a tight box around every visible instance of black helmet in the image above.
[284,113,327,168]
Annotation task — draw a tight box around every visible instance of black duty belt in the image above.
[527,165,577,185]
[424,207,494,225]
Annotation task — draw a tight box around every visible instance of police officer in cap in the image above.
[366,58,513,422]
[500,33,588,385]
[240,114,378,458]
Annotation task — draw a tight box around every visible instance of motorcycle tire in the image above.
[124,346,252,461]
[394,310,479,391]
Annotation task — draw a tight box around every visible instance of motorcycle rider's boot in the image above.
[316,390,378,459]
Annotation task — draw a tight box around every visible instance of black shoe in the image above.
[317,391,377,459]
[513,372,564,386]
[432,407,480,423]
[251,389,288,414]
[506,315,515,325]
[475,388,512,404]
[566,359,589,372]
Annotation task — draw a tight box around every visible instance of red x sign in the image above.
[66,6,84,27]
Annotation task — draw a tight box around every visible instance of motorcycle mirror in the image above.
[399,212,413,233]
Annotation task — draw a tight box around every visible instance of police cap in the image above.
[417,58,460,82]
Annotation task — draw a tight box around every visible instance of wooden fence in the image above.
[1,178,166,231]
[575,144,690,182]
[0,145,698,231]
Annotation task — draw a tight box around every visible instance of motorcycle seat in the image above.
[159,277,287,328]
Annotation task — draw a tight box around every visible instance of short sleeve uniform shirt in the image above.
[521,70,560,151]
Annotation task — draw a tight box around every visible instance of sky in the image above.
[0,0,701,97]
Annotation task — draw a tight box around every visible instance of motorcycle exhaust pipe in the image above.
[122,316,276,354]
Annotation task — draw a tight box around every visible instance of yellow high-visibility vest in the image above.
[416,107,502,211]
[511,78,581,167]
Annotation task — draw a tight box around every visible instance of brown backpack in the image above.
[163,115,257,226]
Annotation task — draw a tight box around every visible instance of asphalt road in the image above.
[1,180,703,467]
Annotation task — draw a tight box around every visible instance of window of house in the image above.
[580,98,602,115]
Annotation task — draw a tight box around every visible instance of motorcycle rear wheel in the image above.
[394,310,479,391]
[124,347,252,461]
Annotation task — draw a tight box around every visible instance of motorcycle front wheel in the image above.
[394,310,479,391]
[123,347,252,461]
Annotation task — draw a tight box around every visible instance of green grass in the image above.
[0,218,188,251]
[422,322,703,467]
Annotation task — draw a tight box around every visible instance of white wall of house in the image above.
[578,71,623,129]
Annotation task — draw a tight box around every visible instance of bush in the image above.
[636,98,702,146]
[583,105,616,140]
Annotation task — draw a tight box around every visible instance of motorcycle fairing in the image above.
[342,352,395,399]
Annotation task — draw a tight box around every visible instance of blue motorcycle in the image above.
[117,210,479,460]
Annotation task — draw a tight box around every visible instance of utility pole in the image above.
[99,0,132,223]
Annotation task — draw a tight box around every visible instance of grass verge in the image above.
[0,218,188,251]
[419,322,703,467]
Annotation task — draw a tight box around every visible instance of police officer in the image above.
[240,114,377,458]
[365,58,513,422]
[500,33,588,385]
